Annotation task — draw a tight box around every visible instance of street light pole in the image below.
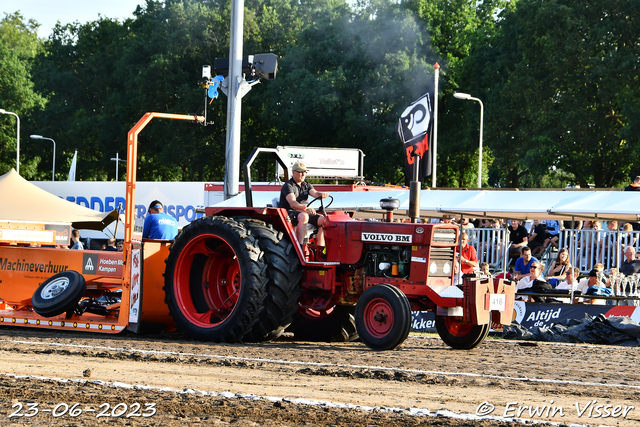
[0,109,20,174]
[110,152,126,182]
[30,135,56,181]
[453,93,484,188]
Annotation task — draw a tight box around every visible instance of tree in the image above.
[480,0,640,188]
[407,0,514,187]
[0,12,46,176]
[263,0,439,184]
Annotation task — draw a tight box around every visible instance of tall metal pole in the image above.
[30,134,55,181]
[453,93,483,188]
[478,99,484,189]
[111,152,126,182]
[432,63,440,188]
[0,109,20,174]
[224,0,245,200]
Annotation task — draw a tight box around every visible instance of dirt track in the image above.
[0,327,638,426]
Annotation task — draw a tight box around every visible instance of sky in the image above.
[1,0,144,38]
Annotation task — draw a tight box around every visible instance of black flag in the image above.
[396,93,433,182]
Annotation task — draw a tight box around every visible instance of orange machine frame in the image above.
[0,113,203,334]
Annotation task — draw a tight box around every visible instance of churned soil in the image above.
[0,327,637,426]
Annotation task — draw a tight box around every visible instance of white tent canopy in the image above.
[212,188,638,222]
[0,169,120,230]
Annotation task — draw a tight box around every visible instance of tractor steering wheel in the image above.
[307,195,334,213]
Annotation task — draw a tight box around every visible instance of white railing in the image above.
[559,229,640,273]
[464,228,508,271]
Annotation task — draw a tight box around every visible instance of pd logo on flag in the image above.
[396,93,433,182]
[398,95,430,144]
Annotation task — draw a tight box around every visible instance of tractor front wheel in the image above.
[435,315,489,350]
[164,216,267,342]
[355,284,411,351]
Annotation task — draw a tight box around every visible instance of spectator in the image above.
[516,262,551,301]
[116,241,124,252]
[528,220,547,256]
[546,248,572,287]
[513,246,538,281]
[104,238,117,251]
[479,262,492,277]
[556,267,581,291]
[508,220,529,257]
[457,232,478,275]
[460,217,476,245]
[619,246,640,276]
[70,229,84,250]
[624,177,640,230]
[543,220,561,250]
[621,223,637,249]
[142,200,179,240]
[624,176,640,191]
[556,267,582,303]
[576,269,598,296]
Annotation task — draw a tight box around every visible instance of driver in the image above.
[279,161,329,246]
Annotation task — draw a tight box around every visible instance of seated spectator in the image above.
[556,267,581,291]
[508,220,529,257]
[621,223,637,249]
[620,246,640,276]
[513,246,538,281]
[143,200,179,240]
[543,220,561,250]
[575,269,598,296]
[546,248,572,287]
[516,262,550,301]
[460,218,476,245]
[528,220,547,256]
[479,262,492,277]
[555,267,582,303]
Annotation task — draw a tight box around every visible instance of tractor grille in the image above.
[432,228,457,243]
[428,247,455,277]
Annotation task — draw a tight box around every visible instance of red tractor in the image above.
[163,149,516,350]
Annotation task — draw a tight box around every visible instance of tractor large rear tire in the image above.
[287,305,358,342]
[435,315,489,350]
[355,284,411,351]
[164,216,267,342]
[240,219,302,342]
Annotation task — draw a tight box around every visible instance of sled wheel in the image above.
[240,219,302,342]
[288,305,358,342]
[435,315,490,350]
[355,284,411,351]
[164,216,267,342]
[32,271,86,318]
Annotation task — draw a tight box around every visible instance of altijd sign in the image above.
[361,233,412,243]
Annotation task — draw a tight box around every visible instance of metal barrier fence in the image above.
[559,229,640,273]
[464,228,508,271]
[462,227,640,275]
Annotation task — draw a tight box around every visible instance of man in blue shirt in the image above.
[513,246,539,281]
[142,200,178,240]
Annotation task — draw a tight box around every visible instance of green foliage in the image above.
[263,0,438,183]
[479,0,640,188]
[0,12,46,176]
[407,0,515,187]
[5,0,640,191]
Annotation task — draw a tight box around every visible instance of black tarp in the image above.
[503,314,640,346]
